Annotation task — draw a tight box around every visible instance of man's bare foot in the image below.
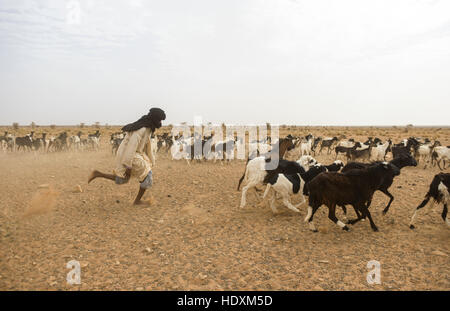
[133,200,151,206]
[133,196,155,207]
[88,170,100,184]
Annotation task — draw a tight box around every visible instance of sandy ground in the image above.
[0,131,449,291]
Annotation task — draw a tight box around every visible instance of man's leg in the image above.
[134,171,153,205]
[88,167,132,184]
[88,170,116,183]
[133,188,147,205]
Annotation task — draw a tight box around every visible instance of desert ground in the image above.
[0,125,449,291]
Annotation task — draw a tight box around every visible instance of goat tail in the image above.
[431,151,438,166]
[303,182,310,196]
[262,184,271,199]
[307,184,321,208]
[237,157,251,191]
[427,173,445,204]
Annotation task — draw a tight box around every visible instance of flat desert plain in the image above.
[0,126,449,290]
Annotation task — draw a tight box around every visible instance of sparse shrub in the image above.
[50,124,56,129]
[12,122,19,130]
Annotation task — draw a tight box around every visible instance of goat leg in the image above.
[328,204,349,231]
[409,196,431,229]
[347,204,366,225]
[338,204,350,223]
[442,204,448,225]
[361,206,378,232]
[381,190,394,215]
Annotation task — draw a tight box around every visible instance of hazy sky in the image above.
[0,0,449,126]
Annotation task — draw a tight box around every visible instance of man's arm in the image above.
[146,136,156,167]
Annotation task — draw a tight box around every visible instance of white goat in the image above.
[371,140,391,161]
[300,136,314,155]
[432,146,449,170]
[239,155,317,208]
[415,141,440,168]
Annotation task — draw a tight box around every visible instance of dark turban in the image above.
[122,108,166,133]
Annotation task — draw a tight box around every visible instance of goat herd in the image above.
[2,128,449,233]
[151,132,449,233]
[0,130,101,153]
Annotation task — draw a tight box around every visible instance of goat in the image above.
[87,131,100,151]
[0,131,9,152]
[32,133,47,151]
[431,146,449,170]
[413,140,440,168]
[337,138,355,148]
[341,153,417,217]
[323,160,344,172]
[158,133,174,154]
[111,132,124,155]
[248,138,271,158]
[318,137,338,155]
[356,138,373,151]
[262,161,307,213]
[334,142,361,160]
[49,132,68,152]
[68,132,82,151]
[304,162,400,232]
[261,160,328,213]
[0,131,8,142]
[310,137,322,155]
[213,138,236,163]
[15,131,34,151]
[180,136,210,164]
[371,139,392,161]
[347,142,375,162]
[300,134,314,156]
[238,155,316,208]
[391,137,419,159]
[409,173,450,229]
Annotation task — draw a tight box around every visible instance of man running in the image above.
[88,108,166,205]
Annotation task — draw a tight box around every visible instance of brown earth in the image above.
[0,126,449,291]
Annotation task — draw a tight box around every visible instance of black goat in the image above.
[391,137,419,158]
[305,162,400,232]
[323,160,345,172]
[49,132,68,152]
[341,153,417,217]
[15,131,34,151]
